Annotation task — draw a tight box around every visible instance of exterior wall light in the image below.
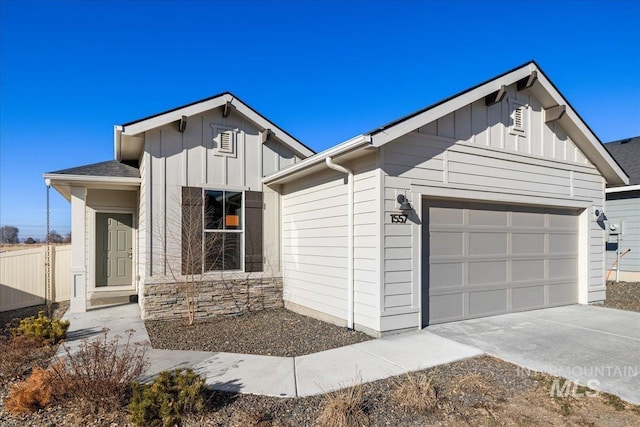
[397,194,413,212]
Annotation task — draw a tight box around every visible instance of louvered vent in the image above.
[215,129,235,155]
[509,100,527,136]
[514,107,524,130]
[220,131,233,152]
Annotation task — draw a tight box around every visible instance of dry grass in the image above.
[451,372,495,397]
[227,408,274,427]
[4,367,54,414]
[316,373,368,427]
[390,372,438,414]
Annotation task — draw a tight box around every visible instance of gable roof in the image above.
[265,61,629,186]
[46,160,140,178]
[605,136,640,186]
[115,92,314,161]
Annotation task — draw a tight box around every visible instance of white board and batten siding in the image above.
[380,84,606,332]
[605,193,640,280]
[139,107,300,280]
[281,153,381,332]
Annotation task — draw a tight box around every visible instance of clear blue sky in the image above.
[1,0,639,240]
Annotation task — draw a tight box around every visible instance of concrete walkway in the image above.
[61,304,481,398]
[428,305,640,405]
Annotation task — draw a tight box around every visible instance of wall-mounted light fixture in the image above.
[397,194,413,212]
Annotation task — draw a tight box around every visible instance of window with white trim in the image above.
[204,190,242,270]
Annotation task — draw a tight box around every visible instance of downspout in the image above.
[325,157,354,330]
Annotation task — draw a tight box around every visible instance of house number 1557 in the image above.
[390,214,408,224]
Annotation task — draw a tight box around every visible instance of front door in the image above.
[96,213,133,287]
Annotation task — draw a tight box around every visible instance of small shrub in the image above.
[49,328,148,415]
[128,368,208,427]
[316,373,368,427]
[391,372,438,414]
[0,335,55,385]
[11,311,70,343]
[4,367,54,414]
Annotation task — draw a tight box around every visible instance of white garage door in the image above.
[423,199,579,325]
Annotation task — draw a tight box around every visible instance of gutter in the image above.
[263,134,372,185]
[325,157,355,330]
[606,184,640,194]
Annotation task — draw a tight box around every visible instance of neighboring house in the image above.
[604,136,640,282]
[45,61,628,336]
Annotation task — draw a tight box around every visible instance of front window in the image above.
[204,190,242,270]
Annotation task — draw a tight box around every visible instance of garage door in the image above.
[423,199,579,325]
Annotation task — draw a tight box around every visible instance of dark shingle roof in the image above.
[48,160,140,178]
[604,137,640,185]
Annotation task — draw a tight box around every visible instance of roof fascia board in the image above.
[43,173,141,185]
[263,134,371,184]
[121,96,229,136]
[114,125,123,161]
[533,71,628,185]
[230,99,314,158]
[370,64,535,147]
[605,184,640,193]
[119,93,314,159]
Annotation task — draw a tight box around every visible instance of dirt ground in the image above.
[2,302,640,426]
[605,281,640,313]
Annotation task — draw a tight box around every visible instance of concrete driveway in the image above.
[427,305,640,405]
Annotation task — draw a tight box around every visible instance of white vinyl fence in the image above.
[0,245,71,312]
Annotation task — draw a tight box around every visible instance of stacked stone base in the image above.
[141,277,283,320]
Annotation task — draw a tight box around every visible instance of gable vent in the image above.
[514,107,524,130]
[220,131,233,152]
[213,127,236,156]
[508,99,527,136]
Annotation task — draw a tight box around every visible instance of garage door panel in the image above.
[468,261,507,285]
[429,294,464,323]
[512,210,546,226]
[469,289,507,316]
[468,208,508,226]
[469,232,507,256]
[548,212,579,228]
[549,282,578,305]
[549,258,577,279]
[512,233,545,254]
[549,234,578,254]
[512,259,545,281]
[430,206,464,224]
[512,286,545,309]
[429,263,464,287]
[424,199,579,326]
[430,232,464,256]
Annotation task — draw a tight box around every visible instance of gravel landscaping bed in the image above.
[605,281,640,312]
[145,307,373,356]
[4,355,639,426]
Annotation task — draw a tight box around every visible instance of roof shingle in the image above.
[605,137,640,185]
[47,160,140,178]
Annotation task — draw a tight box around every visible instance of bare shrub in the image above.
[0,335,55,385]
[49,328,149,415]
[4,367,54,414]
[391,372,438,414]
[316,374,368,427]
